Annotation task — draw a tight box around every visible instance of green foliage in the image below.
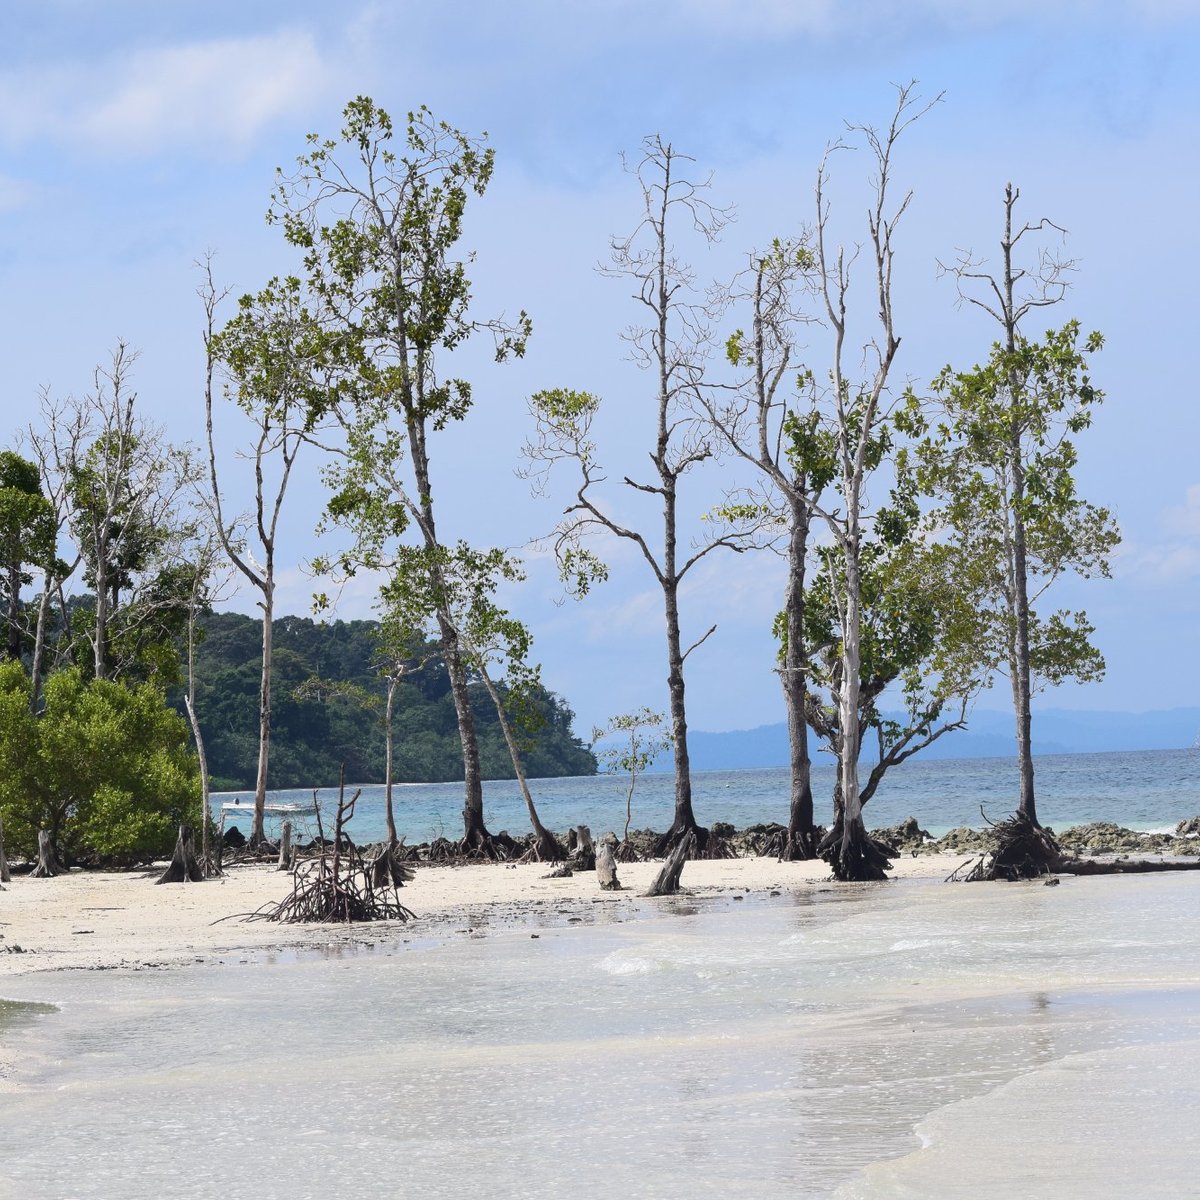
[593,708,671,778]
[180,612,595,788]
[918,321,1120,691]
[0,450,56,654]
[0,661,198,865]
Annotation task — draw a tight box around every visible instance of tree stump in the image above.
[32,829,60,878]
[644,829,695,897]
[156,825,203,884]
[277,821,293,872]
[568,825,596,871]
[596,841,621,891]
[0,812,10,884]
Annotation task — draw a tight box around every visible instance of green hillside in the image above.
[183,612,596,790]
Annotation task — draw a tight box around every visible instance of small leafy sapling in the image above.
[593,708,671,860]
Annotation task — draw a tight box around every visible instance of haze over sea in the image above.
[215,747,1200,844]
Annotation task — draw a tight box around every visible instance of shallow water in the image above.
[214,746,1200,845]
[2,872,1198,1198]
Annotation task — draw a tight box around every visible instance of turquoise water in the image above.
[2,873,1199,1198]
[214,747,1200,843]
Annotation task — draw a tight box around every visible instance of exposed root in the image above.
[962,811,1061,882]
[818,816,892,882]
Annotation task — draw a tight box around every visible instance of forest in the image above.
[0,85,1126,882]
[182,612,595,790]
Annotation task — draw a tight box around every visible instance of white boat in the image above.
[220,801,320,819]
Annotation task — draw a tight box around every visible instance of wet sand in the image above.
[0,852,975,978]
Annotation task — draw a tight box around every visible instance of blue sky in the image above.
[2,1,1198,735]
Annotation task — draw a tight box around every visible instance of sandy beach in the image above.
[0,852,976,978]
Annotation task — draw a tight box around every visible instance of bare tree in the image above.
[527,137,765,857]
[806,85,940,880]
[705,242,835,858]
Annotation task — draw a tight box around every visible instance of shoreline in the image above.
[1,853,980,980]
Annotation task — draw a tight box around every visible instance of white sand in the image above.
[0,852,973,979]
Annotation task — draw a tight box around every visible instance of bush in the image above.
[0,662,199,866]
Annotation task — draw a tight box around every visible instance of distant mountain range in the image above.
[681,708,1200,772]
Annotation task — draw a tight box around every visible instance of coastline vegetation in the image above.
[0,84,1186,885]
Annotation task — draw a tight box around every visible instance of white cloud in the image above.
[0,29,330,157]
[1163,483,1200,536]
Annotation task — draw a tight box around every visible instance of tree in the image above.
[0,661,198,867]
[65,343,200,684]
[917,187,1118,859]
[593,707,671,860]
[0,451,55,662]
[707,242,837,859]
[274,97,530,853]
[803,84,940,880]
[527,137,763,857]
[803,515,989,836]
[204,266,324,846]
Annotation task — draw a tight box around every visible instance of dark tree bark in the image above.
[645,830,695,897]
[32,829,61,878]
[157,825,203,884]
[0,812,11,883]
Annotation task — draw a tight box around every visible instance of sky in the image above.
[1,0,1198,737]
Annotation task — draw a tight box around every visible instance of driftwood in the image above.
[596,841,621,891]
[239,772,414,925]
[277,821,293,872]
[644,830,695,897]
[157,824,204,884]
[31,830,60,878]
[0,812,10,884]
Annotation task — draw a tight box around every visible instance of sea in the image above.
[3,747,1199,1198]
[212,746,1200,844]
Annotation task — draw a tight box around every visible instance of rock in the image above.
[935,826,993,854]
[1057,822,1178,856]
[222,825,246,849]
[871,816,933,854]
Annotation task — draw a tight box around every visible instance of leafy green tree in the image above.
[66,343,200,684]
[593,708,671,857]
[919,185,1119,835]
[273,97,530,852]
[803,514,989,828]
[0,661,199,866]
[0,450,55,662]
[797,84,939,880]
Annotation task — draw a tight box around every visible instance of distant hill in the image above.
[179,612,597,790]
[681,708,1200,772]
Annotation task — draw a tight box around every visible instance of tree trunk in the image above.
[836,516,869,876]
[384,676,398,848]
[277,821,292,871]
[29,579,52,713]
[645,829,695,896]
[819,809,892,882]
[596,841,621,890]
[182,688,215,877]
[0,812,11,883]
[480,668,563,862]
[782,496,816,860]
[654,566,704,855]
[569,825,596,871]
[157,824,203,884]
[252,596,273,847]
[32,829,61,878]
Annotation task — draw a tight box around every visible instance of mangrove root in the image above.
[157,824,204,884]
[644,830,696,897]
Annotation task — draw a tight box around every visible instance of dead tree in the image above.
[276,821,292,872]
[32,829,61,877]
[568,825,596,871]
[596,840,621,890]
[644,830,696,897]
[157,824,204,884]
